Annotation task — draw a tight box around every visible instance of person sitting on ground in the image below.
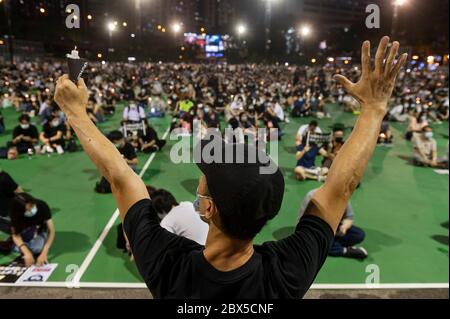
[378,113,393,145]
[176,91,194,118]
[139,121,166,154]
[299,189,368,260]
[389,98,409,122]
[412,126,440,167]
[9,114,39,154]
[0,170,23,234]
[2,193,55,267]
[322,129,345,169]
[123,100,146,124]
[152,189,209,245]
[108,130,138,171]
[296,120,322,146]
[406,110,429,141]
[40,115,65,154]
[53,36,406,299]
[295,140,329,182]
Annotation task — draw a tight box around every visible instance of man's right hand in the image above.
[54,75,89,119]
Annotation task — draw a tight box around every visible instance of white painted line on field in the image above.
[0,282,448,290]
[71,126,171,286]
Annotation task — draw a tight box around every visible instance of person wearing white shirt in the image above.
[123,101,146,123]
[153,190,208,245]
[296,121,322,146]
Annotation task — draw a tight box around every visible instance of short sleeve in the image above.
[124,199,201,286]
[0,172,18,193]
[261,215,334,297]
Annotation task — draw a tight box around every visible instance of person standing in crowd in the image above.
[299,189,368,260]
[54,37,407,298]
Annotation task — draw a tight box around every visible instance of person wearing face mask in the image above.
[108,131,138,170]
[322,129,346,170]
[9,114,39,154]
[1,193,55,267]
[123,100,146,124]
[39,115,65,154]
[412,126,439,167]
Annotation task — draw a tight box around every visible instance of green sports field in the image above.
[0,103,448,288]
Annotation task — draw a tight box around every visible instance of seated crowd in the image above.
[0,60,448,266]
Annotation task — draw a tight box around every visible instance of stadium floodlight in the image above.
[300,25,311,37]
[237,24,247,36]
[171,22,182,34]
[107,22,117,32]
[394,0,407,6]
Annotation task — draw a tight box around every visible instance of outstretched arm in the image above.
[54,75,149,221]
[306,37,408,232]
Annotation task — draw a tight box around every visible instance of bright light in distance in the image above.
[107,22,117,32]
[131,33,136,38]
[427,56,435,64]
[300,25,311,37]
[237,24,247,35]
[172,23,182,33]
[97,53,102,58]
[87,14,93,20]
[327,57,335,62]
[39,8,46,14]
[412,55,419,60]
[123,22,128,27]
[311,58,317,63]
[394,0,407,6]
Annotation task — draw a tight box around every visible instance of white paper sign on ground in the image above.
[434,169,449,175]
[16,264,58,283]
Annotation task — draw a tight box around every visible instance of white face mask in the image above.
[424,132,434,139]
[24,205,38,218]
[20,124,30,130]
[51,120,60,127]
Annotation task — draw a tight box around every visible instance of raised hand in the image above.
[54,74,89,119]
[334,36,408,114]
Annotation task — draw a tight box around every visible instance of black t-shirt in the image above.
[119,142,137,161]
[12,125,39,141]
[142,127,159,144]
[0,171,19,217]
[10,199,52,235]
[43,123,64,139]
[124,199,333,299]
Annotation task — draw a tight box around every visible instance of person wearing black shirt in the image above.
[108,130,138,170]
[0,171,23,231]
[9,193,55,267]
[139,122,166,154]
[54,37,407,299]
[40,115,65,154]
[9,114,39,154]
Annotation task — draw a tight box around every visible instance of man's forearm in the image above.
[67,114,132,185]
[313,107,384,231]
